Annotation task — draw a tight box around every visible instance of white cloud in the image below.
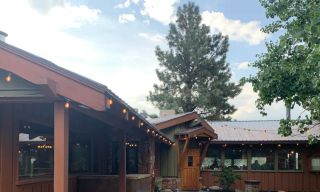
[115,0,140,9]
[118,13,136,23]
[48,3,101,29]
[202,11,266,45]
[237,61,250,70]
[0,1,103,75]
[140,0,179,25]
[138,33,165,43]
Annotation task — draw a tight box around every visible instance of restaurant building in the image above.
[0,31,174,192]
[152,112,320,192]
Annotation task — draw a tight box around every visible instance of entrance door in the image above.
[181,148,200,190]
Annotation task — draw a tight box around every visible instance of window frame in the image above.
[310,156,320,172]
[201,144,304,173]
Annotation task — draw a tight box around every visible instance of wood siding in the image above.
[201,171,320,191]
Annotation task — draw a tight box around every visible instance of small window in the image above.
[188,156,193,167]
[311,157,320,171]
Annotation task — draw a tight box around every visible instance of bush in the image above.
[212,166,240,191]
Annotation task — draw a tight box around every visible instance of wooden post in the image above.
[54,102,69,192]
[119,134,126,192]
[200,142,210,166]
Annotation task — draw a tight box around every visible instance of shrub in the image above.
[213,166,240,191]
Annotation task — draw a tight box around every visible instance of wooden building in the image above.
[152,112,320,192]
[0,32,174,192]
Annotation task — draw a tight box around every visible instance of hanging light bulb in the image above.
[122,108,127,114]
[131,116,135,120]
[140,121,144,126]
[64,101,70,109]
[147,129,150,133]
[106,98,113,107]
[5,73,11,82]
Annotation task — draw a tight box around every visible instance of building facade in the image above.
[152,113,320,192]
[0,34,173,192]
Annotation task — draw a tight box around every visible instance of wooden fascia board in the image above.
[0,49,106,111]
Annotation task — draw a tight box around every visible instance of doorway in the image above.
[181,148,200,190]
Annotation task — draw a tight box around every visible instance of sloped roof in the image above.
[175,127,217,139]
[210,120,319,143]
[0,40,173,144]
[149,112,195,124]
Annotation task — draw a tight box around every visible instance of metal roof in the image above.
[210,120,319,143]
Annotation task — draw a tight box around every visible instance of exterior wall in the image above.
[201,171,320,192]
[0,103,74,192]
[201,146,320,192]
[0,104,14,192]
[78,175,152,192]
[160,125,185,177]
[15,178,77,192]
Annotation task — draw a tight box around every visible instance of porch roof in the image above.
[0,40,173,145]
[175,126,216,139]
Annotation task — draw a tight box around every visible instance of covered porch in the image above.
[0,41,173,192]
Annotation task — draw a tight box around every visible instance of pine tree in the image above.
[148,2,241,120]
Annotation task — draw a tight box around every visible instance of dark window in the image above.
[126,146,138,174]
[188,156,193,167]
[251,148,275,170]
[111,142,119,174]
[18,121,54,179]
[278,149,302,170]
[224,148,248,170]
[201,148,221,170]
[69,136,92,173]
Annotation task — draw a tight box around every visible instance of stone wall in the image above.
[155,177,181,191]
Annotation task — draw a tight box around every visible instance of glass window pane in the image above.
[251,148,275,170]
[278,149,302,170]
[201,148,221,170]
[311,158,320,171]
[126,146,138,174]
[224,148,248,170]
[19,121,54,179]
[188,156,193,167]
[69,137,91,173]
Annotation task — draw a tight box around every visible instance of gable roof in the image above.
[0,40,173,144]
[149,112,195,125]
[210,120,319,143]
[151,112,217,138]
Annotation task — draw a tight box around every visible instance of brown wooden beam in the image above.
[119,134,126,192]
[54,102,69,192]
[178,138,190,171]
[200,142,210,166]
[71,104,131,131]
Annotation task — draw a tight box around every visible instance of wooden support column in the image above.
[0,104,14,192]
[54,102,69,192]
[119,134,126,192]
[200,142,210,166]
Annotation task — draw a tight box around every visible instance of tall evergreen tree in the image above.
[148,2,241,120]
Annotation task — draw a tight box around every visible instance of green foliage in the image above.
[139,109,159,119]
[148,2,241,120]
[213,166,240,190]
[244,0,320,144]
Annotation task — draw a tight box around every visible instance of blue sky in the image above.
[0,0,304,120]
